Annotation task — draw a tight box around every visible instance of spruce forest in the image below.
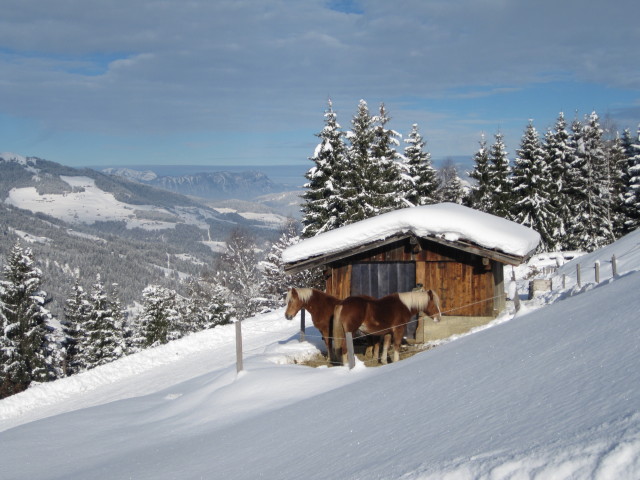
[1,100,639,399]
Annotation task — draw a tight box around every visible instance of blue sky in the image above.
[0,0,638,171]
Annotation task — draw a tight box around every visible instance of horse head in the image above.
[423,289,442,323]
[284,288,301,320]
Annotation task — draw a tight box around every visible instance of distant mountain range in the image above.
[101,167,294,201]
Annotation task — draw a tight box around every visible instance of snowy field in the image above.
[4,175,219,232]
[1,230,639,479]
[6,176,178,230]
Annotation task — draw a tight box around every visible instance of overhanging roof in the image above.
[284,231,535,275]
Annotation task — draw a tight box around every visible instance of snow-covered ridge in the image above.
[0,151,30,165]
[283,203,541,264]
[102,167,158,182]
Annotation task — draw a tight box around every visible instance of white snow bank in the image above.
[283,203,540,264]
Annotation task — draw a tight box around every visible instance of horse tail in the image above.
[332,304,345,361]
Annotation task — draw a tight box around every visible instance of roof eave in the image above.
[283,232,533,275]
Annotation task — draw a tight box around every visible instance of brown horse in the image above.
[332,289,442,365]
[284,288,342,354]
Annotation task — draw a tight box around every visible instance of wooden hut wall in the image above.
[324,237,500,317]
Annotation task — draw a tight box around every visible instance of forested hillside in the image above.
[0,154,289,319]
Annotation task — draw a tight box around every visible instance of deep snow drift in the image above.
[1,230,639,479]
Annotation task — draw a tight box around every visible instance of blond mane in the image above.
[286,287,313,304]
[397,290,440,312]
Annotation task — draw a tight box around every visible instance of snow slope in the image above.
[1,230,639,479]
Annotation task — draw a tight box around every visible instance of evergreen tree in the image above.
[564,117,589,250]
[369,103,406,212]
[468,134,493,212]
[565,113,615,251]
[135,285,183,348]
[403,124,438,206]
[184,278,233,331]
[0,242,58,397]
[587,112,615,246]
[214,228,263,320]
[607,132,630,237]
[543,112,574,249]
[0,280,9,394]
[488,132,513,218]
[62,277,91,375]
[512,120,556,250]
[107,282,128,357]
[340,99,376,223]
[260,219,324,310]
[301,99,349,237]
[81,275,126,368]
[437,158,466,204]
[623,125,640,231]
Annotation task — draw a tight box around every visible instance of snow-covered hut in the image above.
[283,203,540,342]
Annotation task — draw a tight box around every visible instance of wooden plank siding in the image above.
[324,236,501,317]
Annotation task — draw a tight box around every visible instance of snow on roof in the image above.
[283,203,541,265]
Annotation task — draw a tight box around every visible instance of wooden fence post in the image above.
[235,320,243,373]
[562,273,566,289]
[345,332,356,370]
[300,309,306,342]
[595,261,600,283]
[577,263,581,287]
[511,269,521,312]
[612,254,618,278]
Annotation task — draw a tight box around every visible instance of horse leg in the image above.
[372,338,380,363]
[392,328,403,363]
[381,334,392,365]
[373,335,388,364]
[365,341,373,360]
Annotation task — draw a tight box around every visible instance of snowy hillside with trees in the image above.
[1,229,639,479]
[1,99,638,478]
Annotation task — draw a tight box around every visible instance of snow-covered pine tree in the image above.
[260,219,323,311]
[607,132,630,237]
[62,277,91,375]
[468,134,493,212]
[368,103,406,212]
[134,285,183,348]
[581,112,615,250]
[623,125,640,231]
[402,123,438,206]
[564,117,590,250]
[0,278,9,395]
[565,113,616,251]
[107,282,129,357]
[587,112,615,247]
[436,158,467,204]
[81,275,126,368]
[511,120,556,251]
[301,99,350,237]
[0,242,59,397]
[488,132,513,218]
[214,228,263,320]
[184,278,233,331]
[342,99,379,223]
[543,112,574,250]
